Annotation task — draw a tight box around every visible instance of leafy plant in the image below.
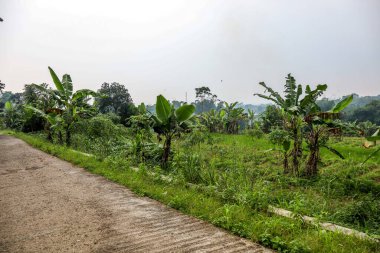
[222,102,247,134]
[152,95,195,168]
[30,67,98,145]
[255,74,327,175]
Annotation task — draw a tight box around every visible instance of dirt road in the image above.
[0,135,271,253]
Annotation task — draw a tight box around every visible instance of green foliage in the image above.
[332,196,380,233]
[155,95,172,123]
[152,95,195,168]
[222,102,247,134]
[246,125,264,139]
[200,109,225,133]
[268,128,291,150]
[194,86,218,114]
[30,67,99,145]
[4,131,380,253]
[329,95,354,113]
[260,105,283,133]
[1,101,23,129]
[71,115,129,158]
[347,100,380,125]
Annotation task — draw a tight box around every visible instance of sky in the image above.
[1,0,379,104]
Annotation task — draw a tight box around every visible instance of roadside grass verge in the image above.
[2,130,379,253]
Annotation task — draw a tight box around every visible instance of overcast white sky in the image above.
[1,0,379,104]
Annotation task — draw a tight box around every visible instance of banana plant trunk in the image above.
[65,125,71,146]
[306,126,319,177]
[283,152,290,174]
[44,122,53,142]
[162,134,172,169]
[291,119,302,176]
[58,131,63,144]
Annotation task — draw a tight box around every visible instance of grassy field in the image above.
[2,130,379,253]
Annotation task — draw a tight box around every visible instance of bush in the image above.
[246,128,264,139]
[332,195,380,233]
[71,115,129,157]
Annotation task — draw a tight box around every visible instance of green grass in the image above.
[2,130,379,252]
[174,133,380,233]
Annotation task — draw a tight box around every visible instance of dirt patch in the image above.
[0,135,271,252]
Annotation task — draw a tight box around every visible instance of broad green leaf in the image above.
[362,146,380,164]
[288,106,299,113]
[156,95,171,123]
[62,74,73,97]
[295,85,302,105]
[300,84,327,109]
[151,114,161,124]
[25,105,46,117]
[138,103,146,114]
[175,104,195,122]
[48,67,64,93]
[330,95,353,113]
[72,89,97,101]
[256,81,285,107]
[322,145,345,159]
[4,101,12,110]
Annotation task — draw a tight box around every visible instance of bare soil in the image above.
[0,135,271,253]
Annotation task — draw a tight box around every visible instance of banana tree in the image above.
[2,101,23,129]
[200,109,225,133]
[247,109,255,129]
[152,95,195,168]
[34,67,98,145]
[25,106,64,142]
[222,102,246,134]
[255,74,327,175]
[304,95,353,176]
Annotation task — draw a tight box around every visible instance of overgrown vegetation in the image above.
[1,70,379,252]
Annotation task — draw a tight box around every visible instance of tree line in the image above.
[1,68,379,176]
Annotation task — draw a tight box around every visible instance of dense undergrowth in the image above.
[2,129,379,253]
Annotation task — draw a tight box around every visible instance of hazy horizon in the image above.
[1,0,379,104]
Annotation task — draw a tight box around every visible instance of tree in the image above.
[222,102,246,134]
[22,83,56,132]
[200,109,225,133]
[316,98,335,112]
[255,74,328,175]
[303,94,353,176]
[32,67,98,145]
[0,80,5,94]
[96,82,136,124]
[260,105,283,133]
[1,101,23,129]
[246,109,255,129]
[194,86,218,114]
[347,100,380,125]
[152,95,195,168]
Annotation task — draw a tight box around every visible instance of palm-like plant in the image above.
[152,95,195,168]
[25,106,64,142]
[247,109,255,129]
[32,67,98,145]
[222,102,246,134]
[200,109,225,133]
[255,74,327,174]
[304,95,353,176]
[2,101,23,129]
